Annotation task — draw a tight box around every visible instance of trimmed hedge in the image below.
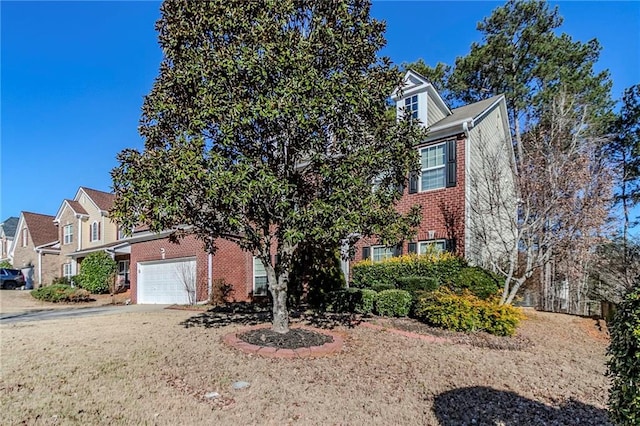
[31,284,92,303]
[413,289,522,336]
[396,276,439,296]
[352,253,466,290]
[375,289,412,317]
[607,287,640,425]
[326,288,377,315]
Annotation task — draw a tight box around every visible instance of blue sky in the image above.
[2,1,639,224]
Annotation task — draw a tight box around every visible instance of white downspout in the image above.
[463,120,471,262]
[37,249,42,286]
[77,216,82,251]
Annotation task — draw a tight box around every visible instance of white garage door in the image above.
[137,257,196,304]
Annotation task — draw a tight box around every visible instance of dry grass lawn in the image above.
[0,304,611,425]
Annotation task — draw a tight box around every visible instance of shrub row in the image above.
[413,289,522,336]
[352,253,501,300]
[326,288,412,317]
[31,284,92,303]
[607,287,640,425]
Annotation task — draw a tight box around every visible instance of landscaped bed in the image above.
[0,305,611,425]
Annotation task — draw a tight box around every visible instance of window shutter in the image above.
[446,140,457,188]
[408,242,417,254]
[409,170,419,194]
[395,243,403,257]
[98,223,101,240]
[445,239,456,253]
[362,246,370,260]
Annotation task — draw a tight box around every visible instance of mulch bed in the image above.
[238,328,333,349]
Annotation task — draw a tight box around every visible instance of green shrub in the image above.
[607,287,640,425]
[51,276,72,285]
[357,289,377,315]
[351,252,466,291]
[371,282,396,292]
[289,244,345,308]
[0,260,12,268]
[413,289,522,336]
[31,284,92,303]
[396,276,439,296]
[375,289,412,317]
[448,266,501,299]
[326,288,377,315]
[76,252,117,294]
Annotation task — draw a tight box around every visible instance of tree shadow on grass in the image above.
[433,386,611,426]
[181,303,271,328]
[180,302,362,330]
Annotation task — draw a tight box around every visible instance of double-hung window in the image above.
[63,263,73,278]
[372,245,395,263]
[420,143,446,191]
[418,240,447,255]
[404,95,418,119]
[63,225,73,245]
[253,257,268,296]
[118,260,130,285]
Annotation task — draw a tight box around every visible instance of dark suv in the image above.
[0,268,26,290]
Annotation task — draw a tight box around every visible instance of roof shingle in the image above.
[22,212,58,247]
[81,187,115,211]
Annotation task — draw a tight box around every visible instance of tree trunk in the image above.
[268,268,289,334]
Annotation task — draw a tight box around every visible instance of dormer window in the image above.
[405,95,418,119]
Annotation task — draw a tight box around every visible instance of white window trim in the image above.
[371,245,395,263]
[63,224,73,245]
[22,228,28,247]
[404,94,419,120]
[90,221,99,242]
[117,260,130,285]
[419,142,446,192]
[418,239,447,255]
[252,257,268,296]
[63,263,73,278]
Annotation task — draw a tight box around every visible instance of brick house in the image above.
[353,70,515,269]
[124,230,254,304]
[9,212,60,287]
[53,187,130,285]
[0,216,18,264]
[121,70,514,304]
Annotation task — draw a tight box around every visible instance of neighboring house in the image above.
[0,216,19,263]
[353,70,515,269]
[53,187,130,285]
[9,212,60,286]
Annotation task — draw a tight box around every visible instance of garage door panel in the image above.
[138,258,196,304]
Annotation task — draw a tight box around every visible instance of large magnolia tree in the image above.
[111,0,423,332]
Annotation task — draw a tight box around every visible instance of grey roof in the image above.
[430,95,503,130]
[0,217,19,238]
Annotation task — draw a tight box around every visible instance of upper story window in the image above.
[253,257,268,296]
[90,221,100,242]
[22,228,28,247]
[63,225,73,245]
[404,94,418,119]
[420,143,446,191]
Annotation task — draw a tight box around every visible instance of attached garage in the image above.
[137,257,196,304]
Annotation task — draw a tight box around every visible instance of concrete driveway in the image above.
[0,289,166,323]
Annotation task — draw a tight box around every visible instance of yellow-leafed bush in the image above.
[413,288,523,336]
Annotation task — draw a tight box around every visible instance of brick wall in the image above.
[130,234,252,304]
[354,134,466,261]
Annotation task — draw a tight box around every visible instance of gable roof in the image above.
[391,70,452,116]
[21,212,58,247]
[0,217,19,238]
[78,187,115,212]
[428,95,505,137]
[54,199,89,222]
